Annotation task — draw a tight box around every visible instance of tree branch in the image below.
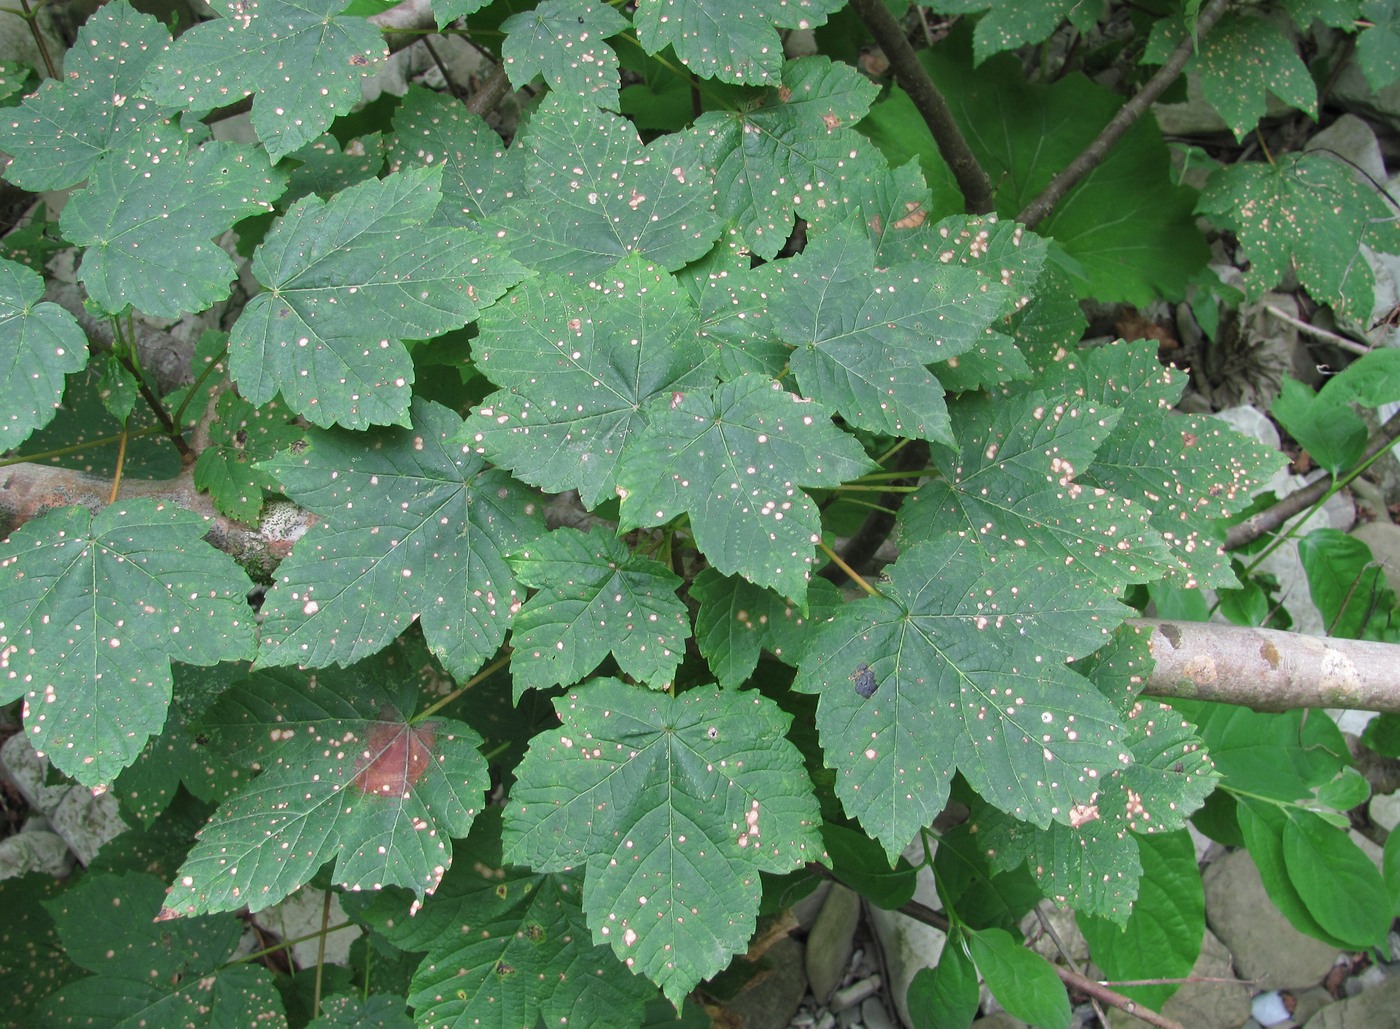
[847,0,995,215]
[1137,617,1400,713]
[0,461,315,581]
[1226,407,1400,550]
[1016,0,1233,229]
[5,463,1400,714]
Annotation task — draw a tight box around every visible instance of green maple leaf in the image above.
[693,57,881,259]
[1030,341,1285,588]
[489,95,721,276]
[504,678,822,1004]
[1197,151,1400,322]
[0,0,174,191]
[256,398,543,681]
[1358,0,1400,91]
[308,995,412,1029]
[763,219,1008,442]
[0,499,257,789]
[40,872,287,1028]
[60,128,286,318]
[973,702,1215,922]
[794,535,1130,861]
[509,526,690,697]
[388,86,522,228]
[0,257,87,448]
[113,664,244,827]
[938,0,1105,65]
[363,811,657,1028]
[192,392,301,523]
[229,165,526,429]
[430,0,493,28]
[1146,13,1315,140]
[901,389,1174,591]
[140,0,388,161]
[616,373,876,600]
[634,0,844,84]
[681,233,788,380]
[468,253,714,507]
[501,0,629,110]
[161,665,487,918]
[956,625,1215,922]
[691,570,842,688]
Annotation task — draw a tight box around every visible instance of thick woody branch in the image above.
[5,462,1400,714]
[848,0,995,215]
[0,461,315,582]
[1137,617,1400,713]
[1017,0,1233,228]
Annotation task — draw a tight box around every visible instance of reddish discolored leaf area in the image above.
[352,717,437,798]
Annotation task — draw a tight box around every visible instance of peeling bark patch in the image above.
[1260,640,1280,669]
[1159,623,1182,650]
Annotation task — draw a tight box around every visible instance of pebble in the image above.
[830,976,881,1013]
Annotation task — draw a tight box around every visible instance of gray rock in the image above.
[722,936,809,1029]
[867,901,947,1029]
[807,884,861,1004]
[0,732,72,816]
[1109,929,1251,1029]
[1204,849,1340,989]
[1303,973,1400,1027]
[0,829,74,880]
[860,995,898,1029]
[1369,790,1400,833]
[1350,522,1400,597]
[48,785,126,866]
[1305,116,1387,188]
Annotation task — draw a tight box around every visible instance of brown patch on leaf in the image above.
[892,202,927,230]
[821,113,841,130]
[352,716,436,797]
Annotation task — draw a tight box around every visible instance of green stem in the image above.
[416,652,512,720]
[224,921,356,968]
[0,425,164,468]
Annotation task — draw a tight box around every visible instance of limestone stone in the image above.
[1108,929,1250,1029]
[1303,974,1400,1028]
[806,884,861,1004]
[1203,849,1340,989]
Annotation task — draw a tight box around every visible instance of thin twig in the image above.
[1265,303,1372,357]
[313,889,332,1018]
[19,0,57,79]
[822,441,929,580]
[421,34,466,103]
[819,539,882,597]
[1226,408,1400,550]
[847,0,994,214]
[1017,0,1233,228]
[467,63,514,119]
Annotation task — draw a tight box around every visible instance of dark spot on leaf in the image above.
[524,922,545,942]
[495,961,515,976]
[350,714,436,796]
[850,663,878,699]
[349,53,369,66]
